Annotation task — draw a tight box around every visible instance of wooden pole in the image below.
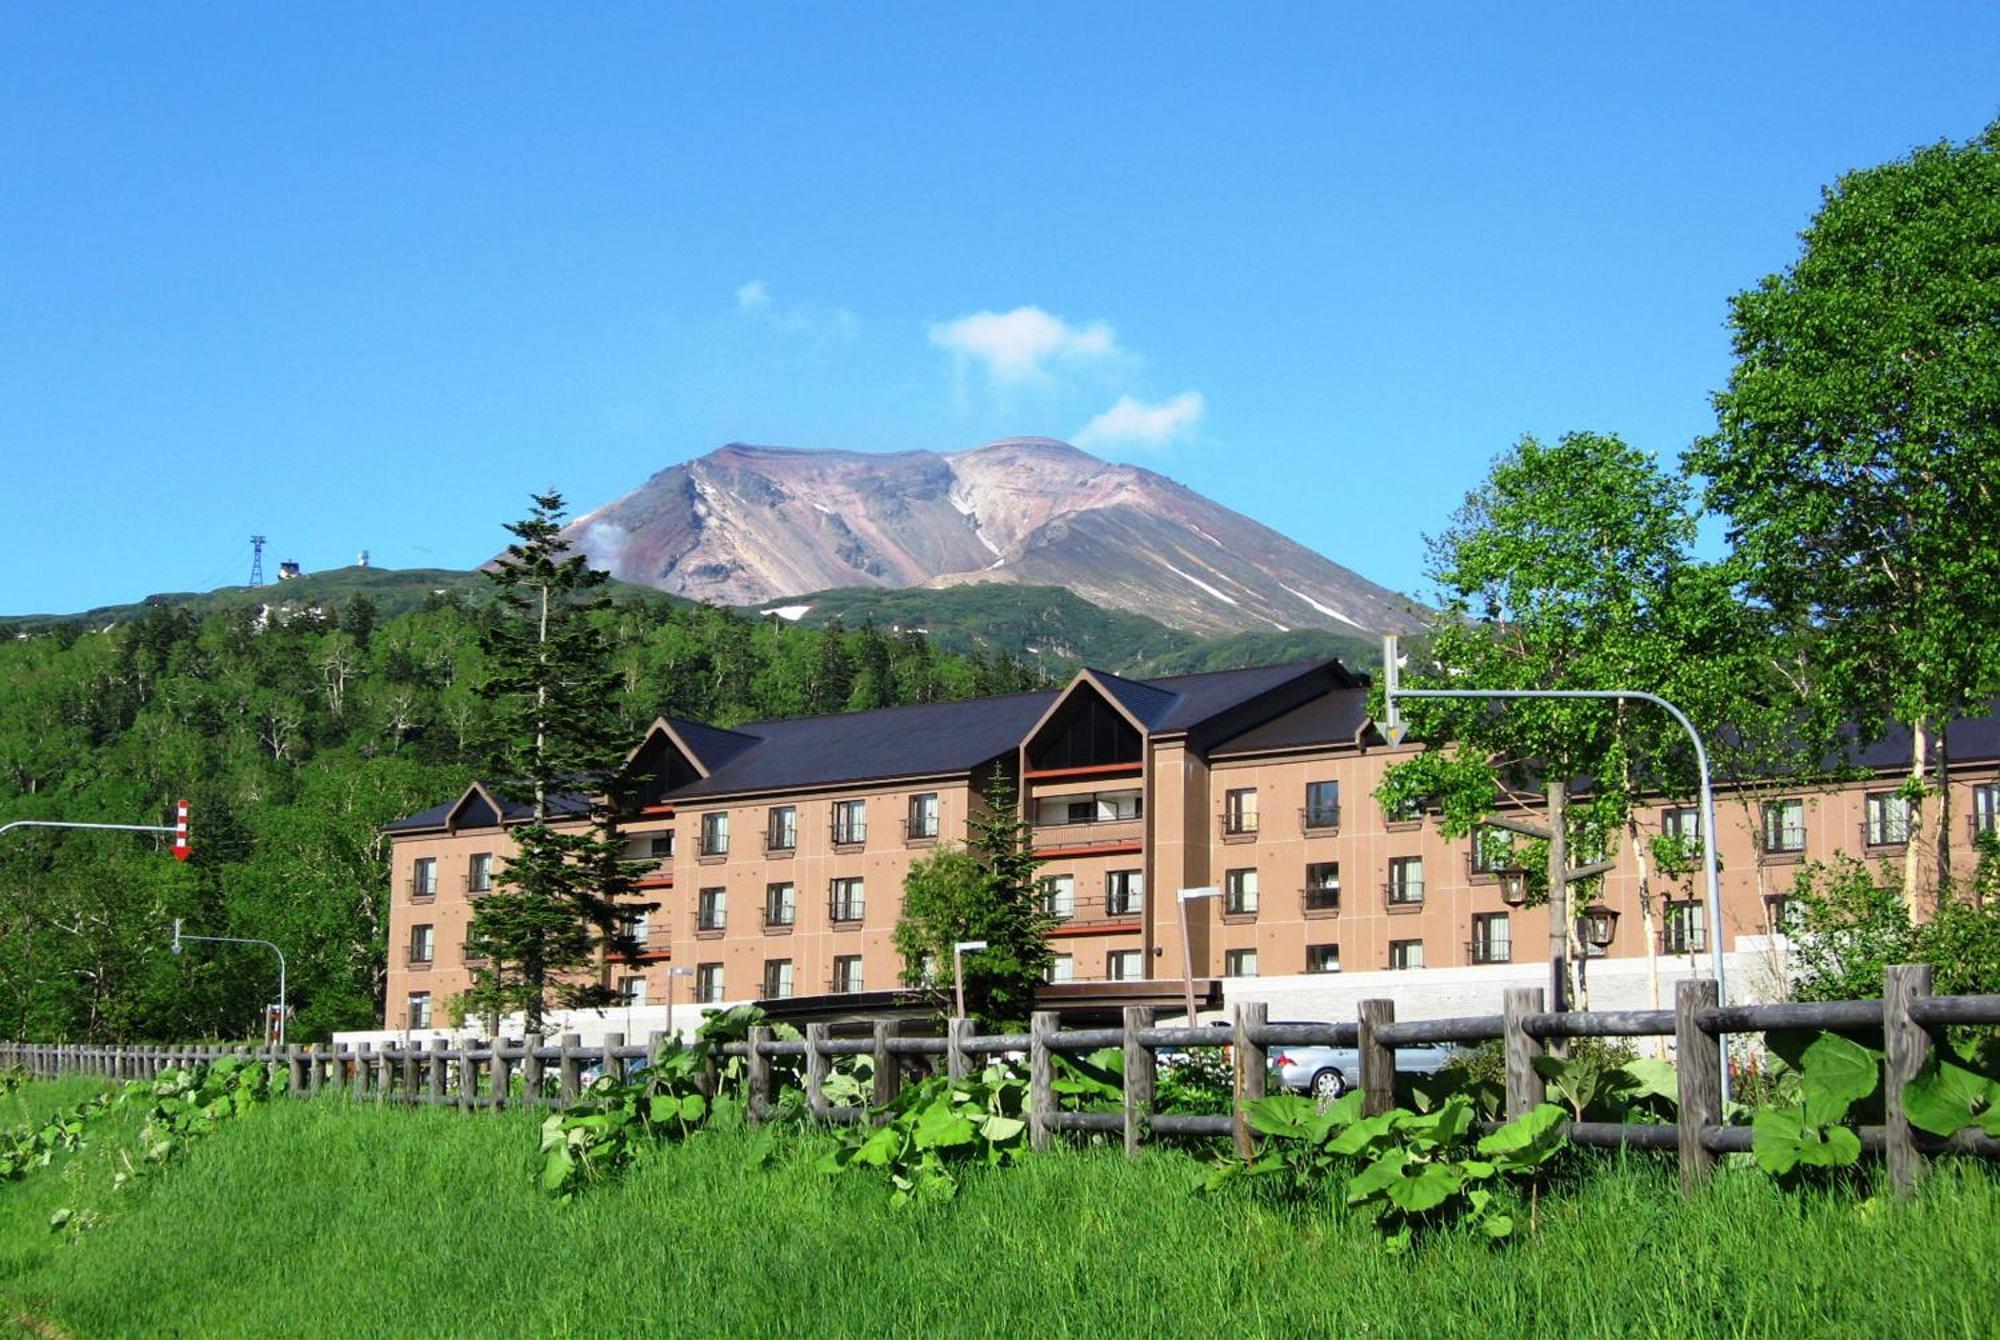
[805,1023,830,1121]
[1357,998,1395,1117]
[426,1037,447,1105]
[946,1017,973,1082]
[1502,987,1547,1117]
[1123,1005,1154,1160]
[557,1032,582,1107]
[1232,1001,1268,1159]
[871,1020,900,1117]
[1884,962,1935,1196]
[1029,1011,1058,1152]
[1675,977,1721,1192]
[457,1039,478,1112]
[601,1031,625,1088]
[1546,779,1568,1016]
[746,1025,773,1124]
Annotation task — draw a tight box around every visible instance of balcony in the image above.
[1861,818,1909,850]
[761,903,796,934]
[461,874,495,894]
[693,910,726,939]
[903,816,941,846]
[1660,929,1710,955]
[459,943,488,968]
[1972,813,1999,842]
[830,822,868,851]
[1383,881,1425,912]
[697,835,730,861]
[828,897,865,928]
[761,830,797,857]
[405,949,435,969]
[1301,885,1341,918]
[1300,805,1341,835]
[1466,939,1511,965]
[1032,814,1143,856]
[1219,812,1260,842]
[407,876,438,902]
[1041,894,1142,933]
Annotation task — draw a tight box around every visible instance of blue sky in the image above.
[3,6,1996,616]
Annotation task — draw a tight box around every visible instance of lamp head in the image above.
[954,939,989,954]
[1178,886,1220,903]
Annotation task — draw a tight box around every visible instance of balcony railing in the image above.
[406,948,434,967]
[831,822,868,847]
[1862,818,1910,848]
[1757,827,1807,856]
[459,943,488,967]
[763,829,797,855]
[828,897,865,925]
[1039,895,1139,927]
[827,973,865,995]
[1661,925,1709,955]
[903,816,941,842]
[1301,886,1341,915]
[1466,939,1512,965]
[461,873,494,893]
[1223,893,1259,917]
[1220,812,1259,838]
[1384,880,1425,909]
[761,903,796,930]
[408,876,438,900]
[694,909,726,935]
[1971,813,1999,841]
[699,834,730,858]
[1301,804,1341,833]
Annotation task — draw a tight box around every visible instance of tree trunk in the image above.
[1903,716,1928,914]
[1936,724,1952,892]
[1546,780,1568,1016]
[1630,813,1664,1050]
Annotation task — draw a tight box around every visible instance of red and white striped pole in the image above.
[172,799,191,862]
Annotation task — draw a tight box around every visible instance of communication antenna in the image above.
[249,535,268,587]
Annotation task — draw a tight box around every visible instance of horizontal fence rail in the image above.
[7,964,2000,1195]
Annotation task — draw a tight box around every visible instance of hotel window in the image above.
[1224,867,1259,916]
[700,811,730,857]
[1470,828,1510,876]
[411,857,437,898]
[467,852,493,892]
[1304,861,1341,912]
[619,976,647,1007]
[619,911,650,948]
[833,955,864,994]
[1389,939,1425,971]
[406,992,431,1030]
[1662,806,1702,843]
[696,887,727,932]
[1977,783,2000,838]
[1664,900,1708,954]
[762,959,794,999]
[1470,912,1510,964]
[1224,948,1259,978]
[764,882,796,928]
[1306,943,1341,974]
[695,963,724,1004]
[1387,856,1424,905]
[1865,791,1911,847]
[832,798,868,845]
[1304,780,1340,830]
[1106,870,1144,917]
[766,805,797,852]
[1039,873,1076,919]
[1223,787,1259,836]
[829,877,865,923]
[408,924,434,965]
[649,832,675,860]
[1106,949,1142,981]
[1762,798,1806,854]
[907,792,940,840]
[1046,954,1075,984]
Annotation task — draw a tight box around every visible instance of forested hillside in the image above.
[0,594,1044,1043]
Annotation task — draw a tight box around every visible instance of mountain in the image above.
[561,438,1426,638]
[744,583,1382,677]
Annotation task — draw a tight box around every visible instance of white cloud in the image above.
[734,279,858,339]
[927,306,1123,384]
[1074,391,1205,449]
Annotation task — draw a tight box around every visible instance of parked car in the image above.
[1270,1028,1459,1099]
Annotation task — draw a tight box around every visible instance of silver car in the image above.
[1271,1032,1458,1099]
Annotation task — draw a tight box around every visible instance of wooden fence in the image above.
[6,964,1999,1195]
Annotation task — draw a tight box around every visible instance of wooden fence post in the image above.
[427,1038,447,1104]
[1029,1011,1058,1152]
[558,1033,582,1107]
[491,1038,515,1112]
[1884,962,1935,1196]
[746,1025,773,1124]
[871,1020,900,1117]
[947,1018,973,1082]
[601,1032,625,1088]
[1233,1002,1268,1158]
[331,1043,350,1097]
[805,1024,830,1121]
[357,1043,376,1101]
[522,1032,545,1109]
[1503,987,1547,1117]
[400,1040,419,1105]
[1357,999,1395,1117]
[457,1039,478,1112]
[1675,977,1721,1193]
[1123,1006,1154,1160]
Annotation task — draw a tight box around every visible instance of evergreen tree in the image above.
[465,491,641,1033]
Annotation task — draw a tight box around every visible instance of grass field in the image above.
[3,1084,1999,1338]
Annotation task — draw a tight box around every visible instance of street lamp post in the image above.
[951,940,988,1021]
[1380,633,1730,1103]
[664,966,694,1042]
[172,918,287,1048]
[1176,888,1220,1025]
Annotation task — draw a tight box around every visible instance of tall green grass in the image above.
[3,1089,1998,1338]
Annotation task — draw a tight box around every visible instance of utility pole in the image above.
[249,535,267,588]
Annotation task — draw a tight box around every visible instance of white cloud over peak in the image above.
[927,306,1123,384]
[734,279,857,338]
[735,279,771,312]
[1074,391,1206,449]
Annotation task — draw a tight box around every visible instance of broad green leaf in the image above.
[1799,1033,1879,1126]
[977,1114,1025,1145]
[1622,1058,1679,1108]
[1346,1150,1409,1203]
[1385,1160,1464,1214]
[1476,1102,1567,1169]
[1900,1055,2000,1138]
[913,1102,976,1151]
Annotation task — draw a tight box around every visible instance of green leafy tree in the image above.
[467,492,641,1033]
[1376,431,1747,1009]
[894,768,1055,1024]
[1689,120,2000,909]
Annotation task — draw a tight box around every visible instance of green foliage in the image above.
[1531,1041,1676,1123]
[818,1067,1030,1208]
[1157,1048,1235,1115]
[1901,1037,2000,1140]
[1750,1032,1880,1177]
[893,768,1055,1025]
[1203,1090,1568,1251]
[0,1092,114,1183]
[1784,855,2000,1001]
[537,1036,717,1201]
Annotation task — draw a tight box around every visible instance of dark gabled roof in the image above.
[1134,659,1355,733]
[1846,710,2000,771]
[382,786,590,835]
[664,689,1060,801]
[664,717,761,773]
[1083,670,1182,730]
[1207,686,1373,757]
